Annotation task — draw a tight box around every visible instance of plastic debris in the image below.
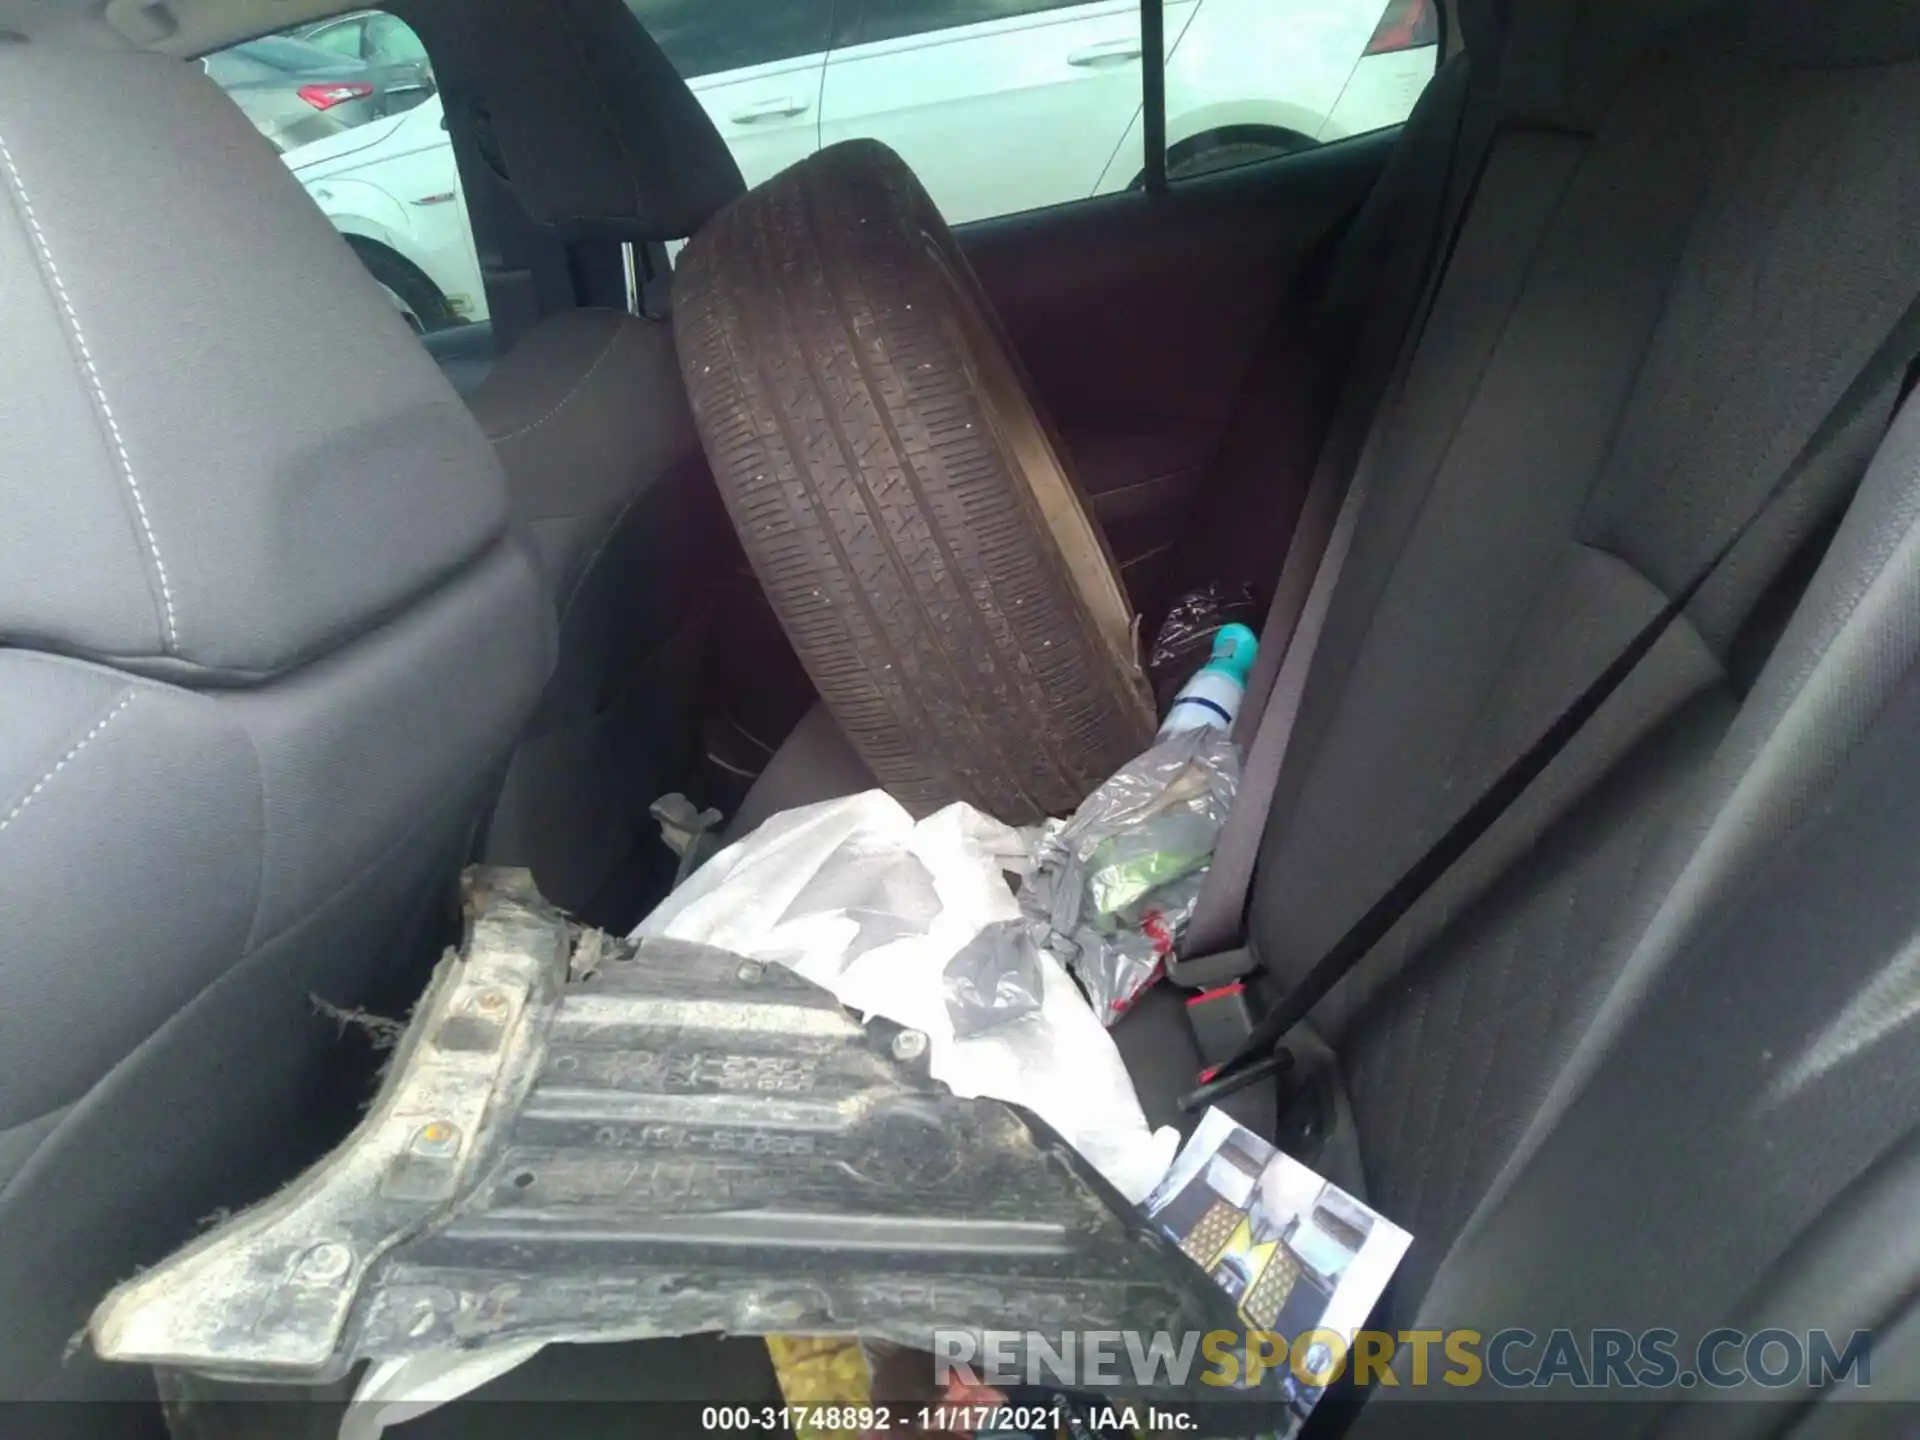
[308,995,407,1051]
[1022,729,1240,1023]
[944,919,1045,1037]
[638,792,1179,1202]
[1157,623,1259,739]
[650,791,726,885]
[1146,582,1260,714]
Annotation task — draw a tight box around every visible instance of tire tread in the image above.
[675,141,1152,821]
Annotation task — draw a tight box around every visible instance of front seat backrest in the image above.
[0,44,552,1403]
[447,0,746,917]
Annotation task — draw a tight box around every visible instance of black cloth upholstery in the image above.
[451,0,744,242]
[0,45,552,1405]
[0,48,511,682]
[719,703,879,846]
[731,0,1920,1362]
[470,308,731,917]
[1236,18,1920,1315]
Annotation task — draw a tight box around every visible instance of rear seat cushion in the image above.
[730,705,1281,1142]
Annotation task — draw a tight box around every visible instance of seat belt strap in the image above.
[1171,74,1503,984]
[1170,436,1372,988]
[1184,288,1920,1109]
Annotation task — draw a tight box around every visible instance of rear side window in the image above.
[200,49,268,86]
[841,0,1092,49]
[308,12,432,68]
[230,35,352,71]
[630,0,1442,227]
[629,0,835,79]
[1161,0,1440,181]
[305,17,367,58]
[359,13,431,66]
[201,14,488,335]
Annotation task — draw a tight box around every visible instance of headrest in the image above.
[1454,0,1512,74]
[0,47,511,682]
[454,0,746,242]
[1745,0,1920,65]
[1495,0,1739,128]
[1495,0,1920,131]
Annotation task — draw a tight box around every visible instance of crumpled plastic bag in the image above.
[1039,871,1205,1021]
[1147,582,1260,713]
[636,791,1180,1204]
[944,919,1045,1037]
[1023,729,1240,1022]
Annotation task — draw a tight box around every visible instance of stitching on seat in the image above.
[0,692,136,838]
[483,319,633,444]
[0,130,178,654]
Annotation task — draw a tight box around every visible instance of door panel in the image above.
[955,129,1400,613]
[689,55,827,189]
[632,0,835,189]
[820,0,1198,226]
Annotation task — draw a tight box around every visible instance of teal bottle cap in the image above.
[1207,623,1258,684]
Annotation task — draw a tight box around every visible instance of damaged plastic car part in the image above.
[90,869,1250,1395]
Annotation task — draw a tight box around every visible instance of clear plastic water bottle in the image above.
[1157,622,1259,738]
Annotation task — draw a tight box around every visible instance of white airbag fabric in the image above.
[637,791,1180,1202]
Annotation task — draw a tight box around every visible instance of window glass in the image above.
[816,0,1160,224]
[231,35,353,72]
[361,13,431,67]
[202,14,486,334]
[842,0,1091,50]
[628,0,835,80]
[635,0,1439,228]
[1162,0,1439,181]
[304,19,367,59]
[631,0,835,206]
[636,0,1160,225]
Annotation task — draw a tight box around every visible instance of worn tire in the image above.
[347,237,457,334]
[674,140,1154,822]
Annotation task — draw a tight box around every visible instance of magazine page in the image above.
[1143,1109,1413,1432]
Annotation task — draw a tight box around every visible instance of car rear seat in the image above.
[441,0,748,923]
[1231,0,1920,1314]
[730,0,1920,1359]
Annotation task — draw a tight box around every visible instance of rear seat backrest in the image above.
[1244,1,1920,1308]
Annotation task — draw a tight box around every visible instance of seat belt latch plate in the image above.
[1164,944,1258,991]
[1185,982,1256,1075]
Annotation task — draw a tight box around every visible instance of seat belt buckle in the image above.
[1164,943,1258,991]
[1185,982,1256,1076]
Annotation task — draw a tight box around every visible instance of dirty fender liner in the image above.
[90,869,1247,1396]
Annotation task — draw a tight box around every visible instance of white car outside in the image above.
[685,0,1436,222]
[280,94,486,330]
[273,0,1435,327]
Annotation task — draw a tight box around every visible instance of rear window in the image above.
[200,14,488,336]
[627,0,1442,226]
[233,35,359,71]
[629,0,834,79]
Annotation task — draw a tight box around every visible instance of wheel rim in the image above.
[378,280,425,334]
[923,239,1151,722]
